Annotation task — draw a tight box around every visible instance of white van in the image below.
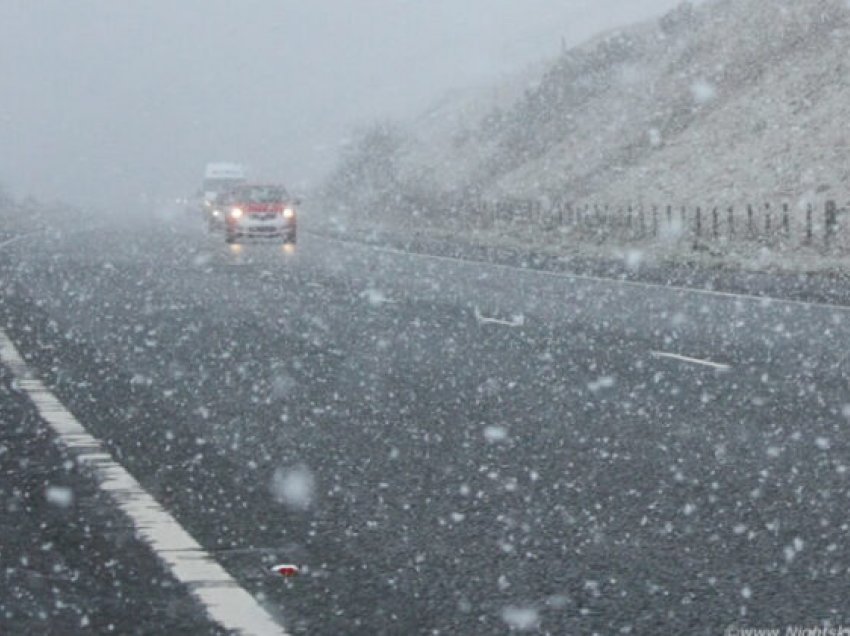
[202,162,246,206]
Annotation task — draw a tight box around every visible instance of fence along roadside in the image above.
[429,198,850,251]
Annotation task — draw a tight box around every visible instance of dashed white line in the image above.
[0,329,289,636]
[650,350,731,371]
[473,306,525,327]
[0,232,40,248]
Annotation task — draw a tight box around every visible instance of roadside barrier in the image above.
[406,197,850,252]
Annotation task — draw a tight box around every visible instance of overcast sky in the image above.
[0,0,684,210]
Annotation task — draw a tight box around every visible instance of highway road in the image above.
[2,210,850,634]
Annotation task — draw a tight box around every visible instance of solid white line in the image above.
[0,329,289,636]
[650,350,731,371]
[309,232,850,313]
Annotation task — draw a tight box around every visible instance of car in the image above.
[214,184,298,244]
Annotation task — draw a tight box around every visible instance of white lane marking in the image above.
[360,289,398,305]
[309,232,850,313]
[0,223,116,251]
[473,306,525,327]
[0,232,41,248]
[0,330,289,636]
[650,350,731,371]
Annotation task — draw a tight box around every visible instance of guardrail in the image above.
[410,197,850,251]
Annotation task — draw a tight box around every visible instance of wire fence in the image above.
[413,197,850,251]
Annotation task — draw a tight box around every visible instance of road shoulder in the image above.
[309,222,850,307]
[0,359,231,635]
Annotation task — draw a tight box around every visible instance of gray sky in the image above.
[0,0,683,210]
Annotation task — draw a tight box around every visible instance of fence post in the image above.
[627,205,633,230]
[727,206,735,237]
[806,203,813,244]
[747,204,754,237]
[639,205,646,237]
[712,207,719,239]
[652,206,658,237]
[667,205,673,227]
[681,205,686,230]
[782,203,790,238]
[764,203,772,236]
[825,200,838,246]
[695,206,702,238]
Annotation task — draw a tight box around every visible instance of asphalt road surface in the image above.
[2,209,850,635]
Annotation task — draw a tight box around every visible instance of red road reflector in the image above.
[271,564,300,578]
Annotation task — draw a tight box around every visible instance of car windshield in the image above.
[4,2,850,635]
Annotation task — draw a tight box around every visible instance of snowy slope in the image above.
[395,65,545,194]
[328,0,850,221]
[500,0,850,210]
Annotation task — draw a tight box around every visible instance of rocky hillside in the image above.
[324,0,850,220]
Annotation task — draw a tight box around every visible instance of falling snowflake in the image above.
[271,464,316,510]
[501,606,540,632]
[690,79,717,104]
[46,486,73,508]
[484,425,509,443]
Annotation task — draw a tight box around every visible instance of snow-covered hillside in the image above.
[325,0,850,219]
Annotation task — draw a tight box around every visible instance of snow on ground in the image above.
[582,20,850,209]
[494,0,850,207]
[496,0,850,208]
[396,63,548,194]
[324,0,850,272]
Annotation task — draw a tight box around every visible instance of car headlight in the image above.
[212,209,220,217]
[230,207,243,219]
[282,207,295,219]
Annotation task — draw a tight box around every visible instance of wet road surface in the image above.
[2,211,850,634]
